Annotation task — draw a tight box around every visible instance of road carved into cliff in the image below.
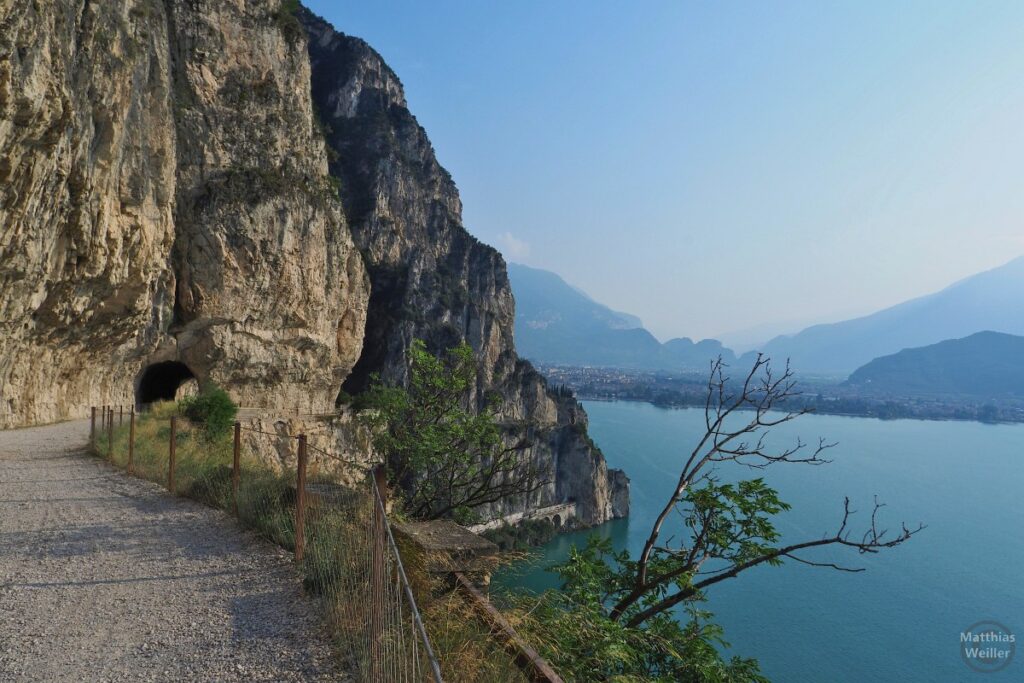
[0,421,346,682]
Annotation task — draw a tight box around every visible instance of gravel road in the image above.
[0,420,346,682]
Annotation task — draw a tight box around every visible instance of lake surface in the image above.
[493,400,1023,681]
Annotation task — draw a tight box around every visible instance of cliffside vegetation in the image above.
[357,340,549,524]
[302,7,629,527]
[506,356,923,681]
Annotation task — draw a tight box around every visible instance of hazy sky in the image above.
[305,1,1024,342]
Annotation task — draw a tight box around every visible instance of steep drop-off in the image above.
[301,10,627,525]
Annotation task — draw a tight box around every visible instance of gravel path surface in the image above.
[0,420,346,682]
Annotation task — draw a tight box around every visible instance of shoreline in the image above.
[575,394,1024,426]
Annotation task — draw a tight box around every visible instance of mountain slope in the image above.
[845,331,1024,397]
[0,1,626,528]
[509,264,657,366]
[756,257,1024,375]
[301,13,627,525]
[511,263,642,335]
[509,264,734,370]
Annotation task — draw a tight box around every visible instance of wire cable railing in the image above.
[89,403,443,682]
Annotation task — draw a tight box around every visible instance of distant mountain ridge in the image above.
[752,256,1024,375]
[845,331,1024,397]
[510,257,1024,380]
[508,264,734,370]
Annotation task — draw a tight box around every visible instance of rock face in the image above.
[0,0,368,427]
[0,1,626,527]
[1,1,177,424]
[301,10,628,526]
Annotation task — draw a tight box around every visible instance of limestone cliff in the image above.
[0,1,626,527]
[0,0,368,426]
[301,10,628,526]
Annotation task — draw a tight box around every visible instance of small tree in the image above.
[522,355,923,680]
[360,339,550,523]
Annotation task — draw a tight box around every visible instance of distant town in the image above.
[539,364,1024,424]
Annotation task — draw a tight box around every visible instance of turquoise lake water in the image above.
[493,400,1023,682]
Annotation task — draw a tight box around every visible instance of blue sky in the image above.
[305,1,1024,342]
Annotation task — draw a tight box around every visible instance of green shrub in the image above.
[179,385,238,441]
[273,0,304,45]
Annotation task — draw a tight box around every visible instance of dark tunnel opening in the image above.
[136,361,196,405]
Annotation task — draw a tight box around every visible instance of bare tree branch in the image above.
[607,355,924,625]
[621,497,924,627]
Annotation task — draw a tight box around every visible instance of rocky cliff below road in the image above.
[0,1,627,527]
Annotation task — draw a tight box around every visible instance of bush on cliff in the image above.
[358,339,549,523]
[179,384,237,441]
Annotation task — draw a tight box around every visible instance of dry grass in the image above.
[89,402,531,681]
[419,587,531,683]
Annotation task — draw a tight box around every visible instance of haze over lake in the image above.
[495,401,1024,682]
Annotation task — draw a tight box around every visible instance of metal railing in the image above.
[89,404,443,682]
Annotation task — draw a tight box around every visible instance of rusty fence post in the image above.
[107,407,113,459]
[90,407,96,446]
[373,465,389,516]
[168,415,176,493]
[294,435,308,562]
[232,422,241,516]
[128,409,136,475]
[370,464,388,680]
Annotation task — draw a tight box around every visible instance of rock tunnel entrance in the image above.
[136,361,196,405]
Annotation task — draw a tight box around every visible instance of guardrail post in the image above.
[90,407,96,446]
[119,405,123,427]
[128,409,135,475]
[168,415,176,493]
[294,435,308,562]
[107,407,113,459]
[370,464,388,680]
[232,422,241,515]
